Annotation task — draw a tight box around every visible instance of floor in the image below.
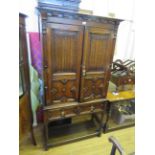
[19,124,135,155]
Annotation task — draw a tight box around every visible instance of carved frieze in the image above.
[60,79,68,85]
[83,78,105,101]
[42,10,120,25]
[51,88,57,95]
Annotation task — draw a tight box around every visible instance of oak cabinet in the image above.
[38,5,122,148]
[42,20,121,106]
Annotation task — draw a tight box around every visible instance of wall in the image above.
[80,0,135,61]
[19,0,135,61]
[19,1,38,32]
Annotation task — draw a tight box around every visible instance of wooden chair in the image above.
[110,59,135,92]
[109,136,135,155]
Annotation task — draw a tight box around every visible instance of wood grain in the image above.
[45,23,84,105]
[80,27,113,102]
[38,8,122,148]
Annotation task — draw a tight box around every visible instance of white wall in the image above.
[19,0,135,60]
[19,0,38,32]
[19,0,38,64]
[80,0,135,61]
[80,0,134,20]
[114,21,135,60]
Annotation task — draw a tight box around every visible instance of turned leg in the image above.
[91,113,95,121]
[97,110,104,137]
[103,101,111,132]
[43,124,48,151]
[30,126,37,145]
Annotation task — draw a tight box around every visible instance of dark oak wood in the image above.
[45,23,83,105]
[44,102,105,122]
[19,13,36,145]
[38,4,122,149]
[80,27,114,102]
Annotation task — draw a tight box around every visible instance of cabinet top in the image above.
[37,7,123,26]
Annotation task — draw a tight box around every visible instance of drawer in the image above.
[79,103,105,114]
[44,107,76,121]
[44,102,105,122]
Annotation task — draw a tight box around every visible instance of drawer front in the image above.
[79,103,104,114]
[44,103,105,121]
[44,107,76,121]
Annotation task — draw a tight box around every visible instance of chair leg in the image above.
[108,136,126,155]
[43,124,48,151]
[110,145,117,155]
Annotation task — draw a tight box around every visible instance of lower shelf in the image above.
[47,115,101,146]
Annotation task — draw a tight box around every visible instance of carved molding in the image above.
[60,79,68,85]
[113,24,119,38]
[43,10,120,25]
[42,19,47,30]
[61,88,66,93]
[83,78,105,100]
[51,88,57,95]
[84,94,95,100]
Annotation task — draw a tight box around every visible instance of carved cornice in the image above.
[113,20,120,38]
[38,8,123,26]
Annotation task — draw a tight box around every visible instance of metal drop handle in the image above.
[61,110,65,117]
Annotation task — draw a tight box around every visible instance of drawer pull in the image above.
[74,107,81,115]
[90,106,95,112]
[61,110,65,117]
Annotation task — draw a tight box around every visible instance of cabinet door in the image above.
[44,23,83,105]
[80,27,114,102]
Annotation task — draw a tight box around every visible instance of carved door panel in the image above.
[45,23,83,105]
[80,27,113,102]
